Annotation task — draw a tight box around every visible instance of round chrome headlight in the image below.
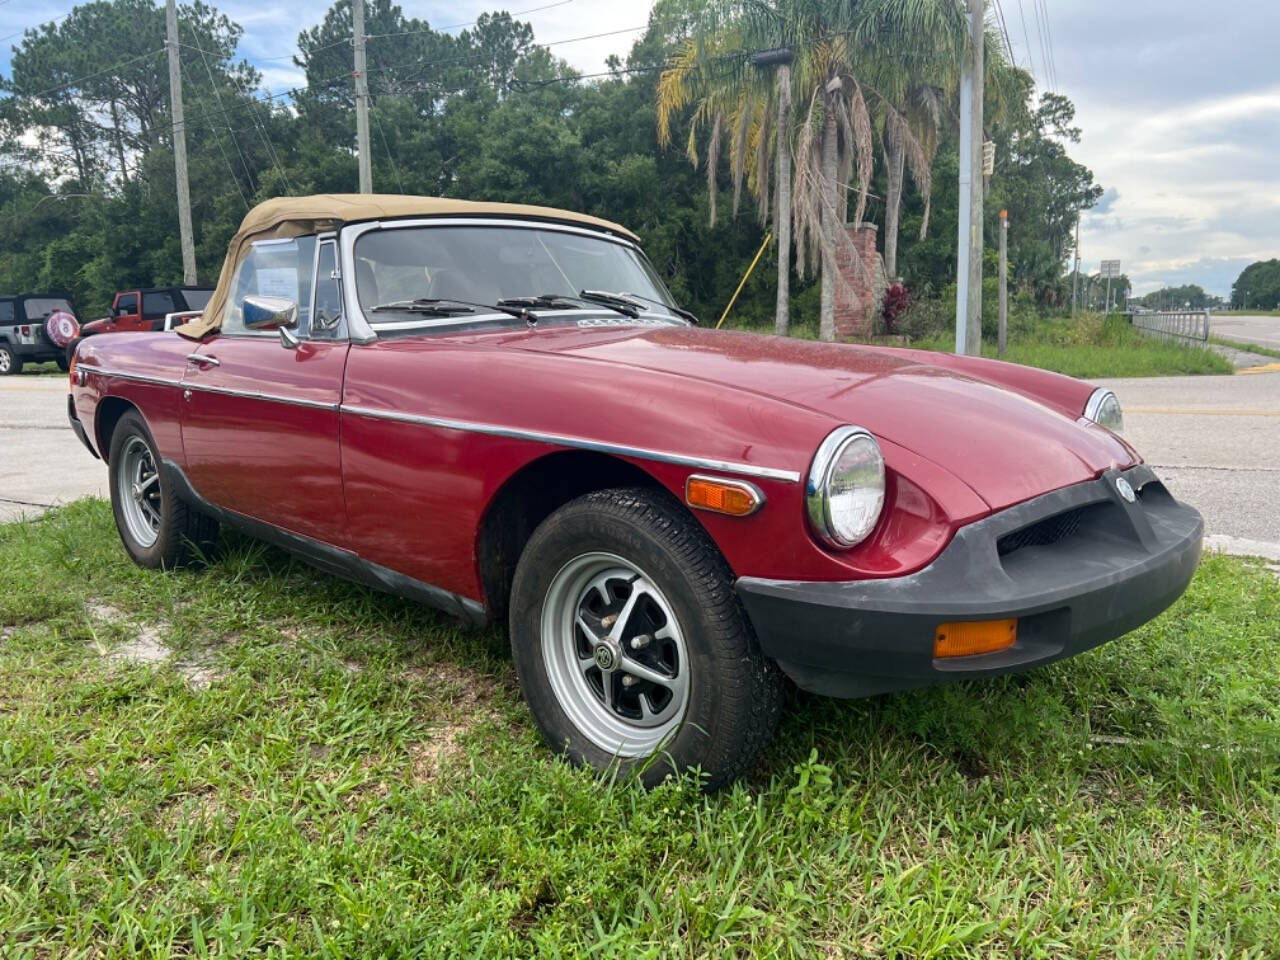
[1083,387,1124,433]
[806,426,885,549]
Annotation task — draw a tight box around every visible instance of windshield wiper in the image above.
[370,298,536,322]
[580,289,698,325]
[499,292,639,319]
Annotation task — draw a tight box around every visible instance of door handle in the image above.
[185,353,220,368]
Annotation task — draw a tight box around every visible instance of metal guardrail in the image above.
[1129,310,1210,344]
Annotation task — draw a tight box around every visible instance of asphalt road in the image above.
[2,367,1278,555]
[0,375,105,523]
[1099,369,1280,552]
[1213,312,1280,352]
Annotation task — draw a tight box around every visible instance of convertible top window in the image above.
[353,225,679,324]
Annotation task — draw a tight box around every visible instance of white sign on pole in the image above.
[1100,259,1121,278]
[982,140,995,176]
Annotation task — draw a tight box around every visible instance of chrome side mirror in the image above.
[243,295,298,332]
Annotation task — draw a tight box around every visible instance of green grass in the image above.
[2,500,1279,957]
[723,312,1233,378]
[1209,336,1280,361]
[912,314,1232,378]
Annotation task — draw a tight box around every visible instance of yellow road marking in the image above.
[1239,362,1280,375]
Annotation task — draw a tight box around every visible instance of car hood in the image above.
[510,324,1136,512]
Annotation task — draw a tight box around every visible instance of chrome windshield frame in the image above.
[337,216,683,342]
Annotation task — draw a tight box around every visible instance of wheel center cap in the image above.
[592,642,618,671]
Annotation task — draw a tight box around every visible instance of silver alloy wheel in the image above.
[116,435,162,548]
[0,348,11,373]
[541,551,691,757]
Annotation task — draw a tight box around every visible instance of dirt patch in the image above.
[86,600,223,690]
[407,719,477,781]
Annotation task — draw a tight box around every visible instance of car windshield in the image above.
[181,288,213,310]
[352,225,680,323]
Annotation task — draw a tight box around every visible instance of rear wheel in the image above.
[108,410,218,568]
[510,487,783,790]
[55,355,69,372]
[0,344,21,376]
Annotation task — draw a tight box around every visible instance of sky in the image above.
[3,0,1278,297]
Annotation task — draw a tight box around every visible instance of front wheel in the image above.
[108,410,218,568]
[510,488,783,790]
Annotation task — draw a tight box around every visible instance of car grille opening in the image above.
[997,507,1087,557]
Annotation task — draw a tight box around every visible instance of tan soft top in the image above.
[177,194,639,340]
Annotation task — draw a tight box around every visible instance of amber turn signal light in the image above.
[934,618,1017,659]
[685,475,764,517]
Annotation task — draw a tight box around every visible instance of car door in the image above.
[115,291,143,331]
[179,234,350,547]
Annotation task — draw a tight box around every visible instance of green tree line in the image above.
[1,0,1103,330]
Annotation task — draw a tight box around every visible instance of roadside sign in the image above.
[1100,259,1121,278]
[982,141,995,176]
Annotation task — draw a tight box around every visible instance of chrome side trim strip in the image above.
[90,366,338,411]
[89,367,182,388]
[341,404,802,483]
[184,382,339,411]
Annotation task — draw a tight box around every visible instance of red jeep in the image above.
[81,286,214,337]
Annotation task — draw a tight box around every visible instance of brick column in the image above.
[832,222,885,340]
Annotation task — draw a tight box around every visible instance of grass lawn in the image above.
[724,313,1233,379]
[2,500,1278,957]
[911,314,1232,379]
[1209,336,1280,362]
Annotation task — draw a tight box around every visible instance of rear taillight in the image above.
[68,349,77,386]
[20,325,30,336]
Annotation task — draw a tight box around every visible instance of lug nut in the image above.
[621,675,637,688]
[601,614,618,629]
[629,634,651,650]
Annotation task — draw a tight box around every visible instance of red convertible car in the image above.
[68,195,1203,787]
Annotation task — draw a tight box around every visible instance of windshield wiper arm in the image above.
[500,292,639,319]
[370,298,535,321]
[581,289,698,325]
[588,288,701,325]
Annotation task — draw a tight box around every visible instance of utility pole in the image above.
[165,0,196,284]
[954,0,984,356]
[998,209,1008,357]
[1071,213,1080,315]
[353,0,372,193]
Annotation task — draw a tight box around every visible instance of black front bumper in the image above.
[737,466,1203,698]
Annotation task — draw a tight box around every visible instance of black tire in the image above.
[510,487,783,790]
[55,355,70,372]
[0,343,21,376]
[65,337,82,366]
[108,410,219,568]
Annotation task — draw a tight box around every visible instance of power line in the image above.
[0,6,73,43]
[370,105,405,194]
[19,48,165,102]
[991,0,1017,66]
[184,40,290,193]
[179,57,257,198]
[1037,0,1059,91]
[178,60,250,210]
[1014,0,1038,84]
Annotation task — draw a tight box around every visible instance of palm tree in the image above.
[658,0,972,340]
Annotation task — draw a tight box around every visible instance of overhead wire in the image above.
[180,57,258,200]
[1014,0,1038,85]
[178,59,251,210]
